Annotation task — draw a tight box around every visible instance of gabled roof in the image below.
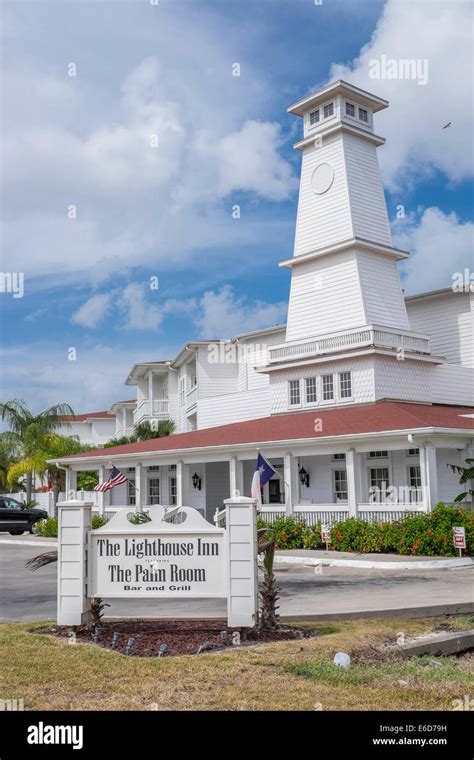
[56,402,474,462]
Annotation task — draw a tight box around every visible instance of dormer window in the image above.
[309,108,320,126]
[358,107,368,123]
[323,102,334,119]
[345,101,355,118]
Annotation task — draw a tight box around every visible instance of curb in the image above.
[0,539,57,548]
[281,602,474,622]
[275,555,474,571]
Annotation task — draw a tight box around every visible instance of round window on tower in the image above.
[311,162,335,195]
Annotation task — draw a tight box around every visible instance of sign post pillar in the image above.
[57,499,92,626]
[224,495,259,628]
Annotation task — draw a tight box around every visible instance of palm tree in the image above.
[0,399,74,501]
[257,528,280,631]
[134,419,175,441]
[43,434,89,516]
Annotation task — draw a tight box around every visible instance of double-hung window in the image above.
[358,107,368,123]
[323,102,334,119]
[339,371,352,399]
[305,376,317,403]
[169,477,177,506]
[289,380,301,406]
[309,109,320,126]
[322,374,334,401]
[345,101,355,117]
[334,469,348,501]
[408,465,422,504]
[148,478,160,505]
[369,467,390,502]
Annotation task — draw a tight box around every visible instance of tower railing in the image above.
[267,324,431,364]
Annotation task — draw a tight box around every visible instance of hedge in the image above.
[35,515,107,537]
[257,503,473,557]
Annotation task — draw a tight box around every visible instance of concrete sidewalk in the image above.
[276,549,473,570]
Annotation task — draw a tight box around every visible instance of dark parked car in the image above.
[0,496,48,535]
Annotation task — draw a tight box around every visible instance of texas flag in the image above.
[251,451,278,508]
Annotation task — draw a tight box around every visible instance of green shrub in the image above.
[258,504,473,556]
[92,515,108,529]
[35,514,108,537]
[35,517,58,537]
[302,522,324,549]
[258,516,305,549]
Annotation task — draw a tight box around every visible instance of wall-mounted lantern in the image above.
[191,472,202,490]
[299,466,310,488]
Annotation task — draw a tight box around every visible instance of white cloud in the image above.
[329,0,473,190]
[0,343,167,415]
[395,207,474,294]
[3,41,296,283]
[195,285,287,339]
[119,282,163,330]
[72,293,113,328]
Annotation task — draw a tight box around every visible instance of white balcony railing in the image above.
[133,398,169,426]
[268,324,431,365]
[185,385,197,413]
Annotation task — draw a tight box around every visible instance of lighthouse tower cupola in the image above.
[282,80,412,343]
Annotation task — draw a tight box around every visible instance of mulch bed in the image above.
[41,619,316,658]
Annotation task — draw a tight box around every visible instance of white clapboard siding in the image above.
[430,364,474,406]
[357,251,410,329]
[198,388,272,430]
[204,462,230,520]
[406,291,473,367]
[285,250,366,342]
[294,133,353,256]
[436,448,465,503]
[343,133,392,246]
[197,345,239,399]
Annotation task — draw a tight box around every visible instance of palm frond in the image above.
[26,551,58,571]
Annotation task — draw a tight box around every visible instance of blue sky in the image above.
[1,0,472,412]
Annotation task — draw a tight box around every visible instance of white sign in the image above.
[321,524,331,544]
[453,526,466,549]
[89,508,225,598]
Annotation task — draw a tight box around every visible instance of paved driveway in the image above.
[1,544,473,622]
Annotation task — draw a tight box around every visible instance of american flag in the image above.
[94,465,128,492]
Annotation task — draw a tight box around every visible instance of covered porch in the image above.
[62,433,472,525]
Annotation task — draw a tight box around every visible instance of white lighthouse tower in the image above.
[262,81,443,412]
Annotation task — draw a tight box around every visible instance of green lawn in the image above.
[0,617,472,711]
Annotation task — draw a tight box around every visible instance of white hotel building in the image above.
[57,81,474,524]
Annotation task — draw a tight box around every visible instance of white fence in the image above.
[2,491,101,517]
[259,504,428,525]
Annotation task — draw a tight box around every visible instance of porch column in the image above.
[229,456,244,497]
[148,371,154,415]
[419,444,438,512]
[65,468,77,499]
[122,408,127,431]
[176,460,186,507]
[134,462,147,512]
[283,452,298,515]
[346,449,360,518]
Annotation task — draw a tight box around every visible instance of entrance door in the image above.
[268,479,281,504]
